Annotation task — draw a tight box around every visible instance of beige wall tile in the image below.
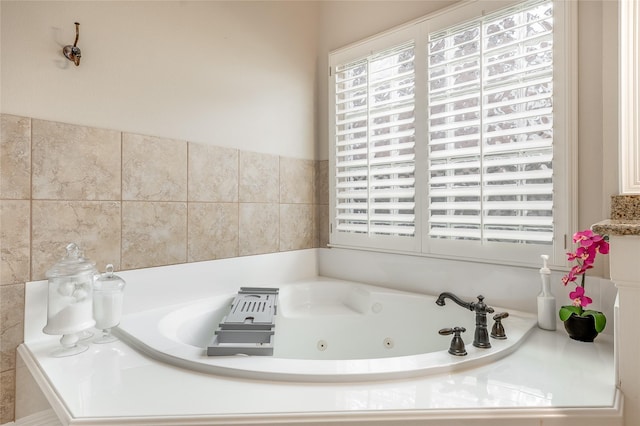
[239,151,279,203]
[188,203,238,262]
[280,204,314,251]
[122,201,187,269]
[239,203,279,256]
[1,200,30,285]
[31,201,121,280]
[280,157,314,204]
[1,369,15,424]
[1,284,24,373]
[0,116,322,425]
[0,115,30,200]
[123,133,187,201]
[315,160,329,205]
[188,143,238,202]
[317,204,330,248]
[32,120,121,200]
[1,115,322,422]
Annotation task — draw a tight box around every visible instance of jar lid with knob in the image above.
[45,242,96,280]
[94,264,126,293]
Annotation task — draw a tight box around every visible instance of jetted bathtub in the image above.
[116,278,537,382]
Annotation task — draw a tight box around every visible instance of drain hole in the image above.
[317,340,328,351]
[383,337,394,349]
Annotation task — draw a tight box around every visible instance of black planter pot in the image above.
[563,313,599,342]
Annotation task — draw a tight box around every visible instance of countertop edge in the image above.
[592,219,640,236]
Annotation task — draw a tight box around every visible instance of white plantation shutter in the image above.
[427,0,554,245]
[334,41,417,239]
[329,0,572,266]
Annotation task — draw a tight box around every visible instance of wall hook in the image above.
[62,22,81,66]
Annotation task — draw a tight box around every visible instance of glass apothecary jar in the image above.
[93,264,126,344]
[43,243,97,357]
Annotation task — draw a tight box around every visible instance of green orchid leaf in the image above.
[559,305,582,321]
[583,310,607,333]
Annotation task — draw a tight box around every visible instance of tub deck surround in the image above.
[17,250,621,425]
[17,323,620,425]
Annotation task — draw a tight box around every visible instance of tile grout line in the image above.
[236,150,240,258]
[29,118,33,285]
[120,132,124,272]
[186,141,189,264]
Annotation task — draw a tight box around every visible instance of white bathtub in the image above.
[116,278,537,382]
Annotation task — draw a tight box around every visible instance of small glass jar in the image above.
[93,264,126,343]
[43,243,97,357]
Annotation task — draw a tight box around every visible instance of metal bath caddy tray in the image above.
[207,287,278,356]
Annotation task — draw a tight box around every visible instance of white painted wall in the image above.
[0,1,319,159]
[315,0,455,160]
[577,0,619,277]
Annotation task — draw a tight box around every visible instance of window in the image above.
[329,0,574,267]
[333,41,417,247]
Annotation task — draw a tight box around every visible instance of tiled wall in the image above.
[0,114,329,423]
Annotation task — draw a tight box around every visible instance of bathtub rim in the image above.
[114,277,538,383]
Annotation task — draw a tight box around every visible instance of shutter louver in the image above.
[427,0,554,245]
[335,42,416,237]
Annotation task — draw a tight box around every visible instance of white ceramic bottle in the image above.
[537,254,556,330]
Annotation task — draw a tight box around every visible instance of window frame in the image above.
[328,0,577,268]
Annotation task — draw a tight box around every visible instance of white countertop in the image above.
[20,327,619,425]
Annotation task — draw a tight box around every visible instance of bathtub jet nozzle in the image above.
[435,293,495,349]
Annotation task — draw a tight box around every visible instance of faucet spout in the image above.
[435,292,474,310]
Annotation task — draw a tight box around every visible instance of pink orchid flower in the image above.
[562,264,592,285]
[562,267,577,285]
[563,230,609,293]
[573,230,610,254]
[573,230,595,244]
[576,245,596,263]
[569,286,592,308]
[598,239,610,254]
[561,273,575,285]
[560,230,608,333]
